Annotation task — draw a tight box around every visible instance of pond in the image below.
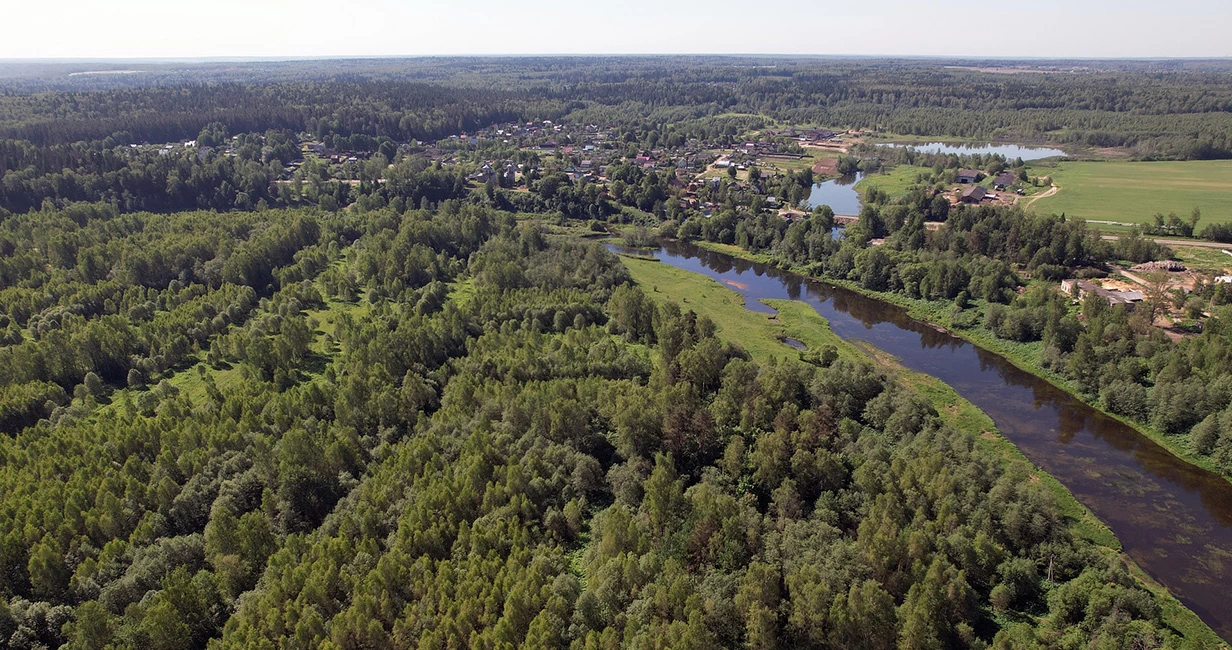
[618,240,1232,642]
[806,173,863,215]
[875,142,1067,160]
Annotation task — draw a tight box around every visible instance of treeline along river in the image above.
[620,240,1232,641]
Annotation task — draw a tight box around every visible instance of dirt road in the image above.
[1023,184,1058,208]
[1099,235,1232,250]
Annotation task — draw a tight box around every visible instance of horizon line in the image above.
[3,53,1232,64]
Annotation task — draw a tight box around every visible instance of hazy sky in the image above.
[4,0,1230,59]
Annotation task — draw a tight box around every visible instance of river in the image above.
[632,240,1232,641]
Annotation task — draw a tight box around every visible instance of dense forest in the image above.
[0,202,1217,649]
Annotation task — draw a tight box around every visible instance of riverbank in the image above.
[622,249,1119,549]
[874,354,1223,647]
[690,240,1232,487]
[618,248,1226,647]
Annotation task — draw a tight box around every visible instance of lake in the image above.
[621,240,1232,642]
[806,173,863,215]
[875,142,1067,160]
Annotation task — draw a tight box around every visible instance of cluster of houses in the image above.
[303,142,372,166]
[956,170,1023,204]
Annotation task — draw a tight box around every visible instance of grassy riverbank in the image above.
[691,240,1232,486]
[618,249,1225,646]
[619,254,860,365]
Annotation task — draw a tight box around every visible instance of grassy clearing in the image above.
[760,155,818,174]
[1028,160,1232,227]
[855,164,934,198]
[1170,244,1232,275]
[303,296,373,356]
[620,255,858,365]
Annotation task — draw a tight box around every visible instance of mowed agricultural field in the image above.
[1028,160,1232,227]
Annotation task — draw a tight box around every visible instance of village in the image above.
[127,121,1232,343]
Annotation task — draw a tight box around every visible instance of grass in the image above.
[302,295,373,356]
[855,164,935,198]
[619,255,859,365]
[1028,160,1232,227]
[761,154,819,174]
[1170,244,1232,274]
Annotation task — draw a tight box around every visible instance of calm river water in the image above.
[631,240,1232,640]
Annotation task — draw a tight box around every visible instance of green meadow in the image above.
[1028,160,1232,227]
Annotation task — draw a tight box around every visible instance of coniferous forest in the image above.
[2,57,1232,649]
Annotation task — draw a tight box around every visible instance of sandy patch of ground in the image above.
[812,158,839,175]
[1099,277,1144,292]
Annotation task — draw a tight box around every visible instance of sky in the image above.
[3,0,1230,59]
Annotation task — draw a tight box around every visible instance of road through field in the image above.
[1023,183,1058,207]
[1099,235,1232,250]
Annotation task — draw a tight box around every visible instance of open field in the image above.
[1028,160,1232,227]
